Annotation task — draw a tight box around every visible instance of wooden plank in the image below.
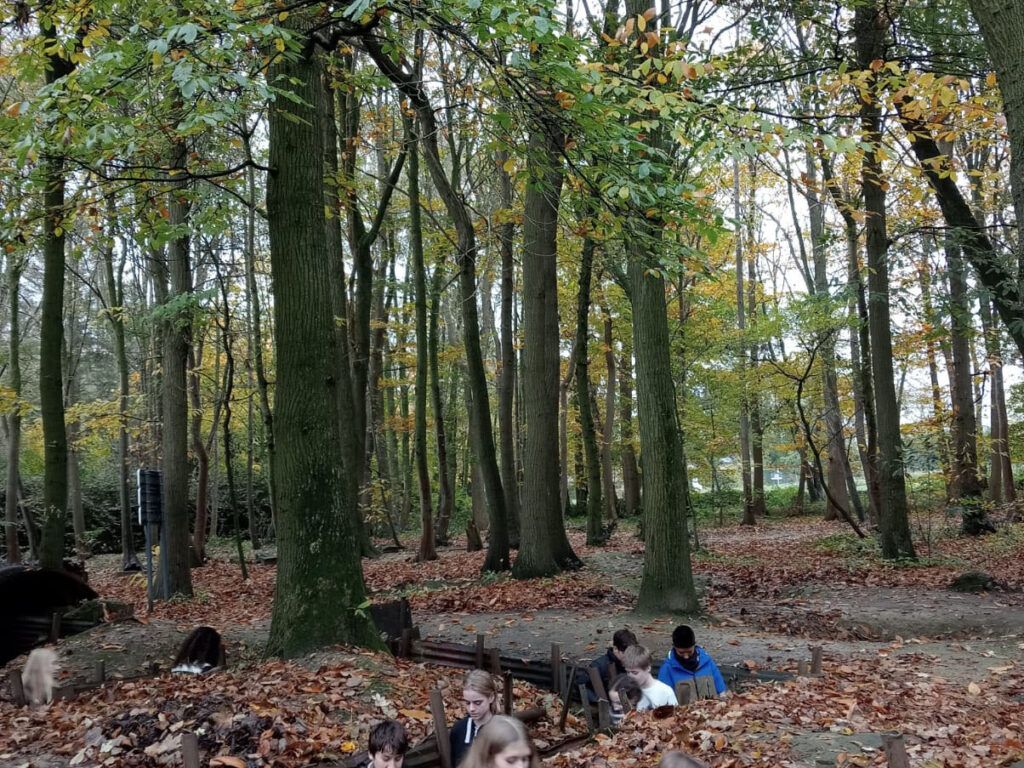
[475,634,486,669]
[674,679,694,706]
[587,667,609,703]
[429,689,452,768]
[9,670,26,707]
[50,612,61,642]
[883,734,909,768]
[181,731,200,768]
[596,699,612,731]
[490,648,502,676]
[550,644,562,692]
[810,645,823,675]
[558,665,577,732]
[694,675,717,699]
[503,672,513,715]
[797,660,809,676]
[399,628,414,658]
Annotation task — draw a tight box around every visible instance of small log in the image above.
[181,731,200,768]
[798,659,809,676]
[810,645,823,675]
[9,670,26,707]
[883,734,909,768]
[429,689,453,768]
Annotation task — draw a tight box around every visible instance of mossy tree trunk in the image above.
[265,39,380,657]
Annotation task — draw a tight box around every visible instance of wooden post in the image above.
[694,675,716,700]
[50,612,61,642]
[52,684,72,702]
[475,634,486,669]
[430,689,453,768]
[490,648,502,676]
[883,734,909,768]
[587,667,609,703]
[399,628,414,658]
[597,699,612,730]
[674,679,694,705]
[797,659,809,676]
[810,646,823,675]
[550,644,562,692]
[181,731,200,768]
[578,684,595,733]
[92,661,106,684]
[9,670,26,707]
[558,666,577,732]
[503,672,514,715]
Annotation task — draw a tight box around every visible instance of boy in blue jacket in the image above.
[656,625,726,696]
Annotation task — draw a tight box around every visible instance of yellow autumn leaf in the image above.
[967,681,981,695]
[341,741,359,753]
[986,72,997,87]
[275,38,285,53]
[502,157,515,173]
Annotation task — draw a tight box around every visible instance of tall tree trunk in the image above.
[629,249,699,613]
[5,254,23,564]
[161,137,195,595]
[407,116,436,562]
[429,262,453,544]
[513,122,579,577]
[856,3,916,559]
[242,145,278,536]
[601,310,618,521]
[733,160,754,526]
[806,155,857,521]
[919,255,953,497]
[823,158,881,524]
[365,37,510,572]
[104,208,139,569]
[265,44,379,657]
[496,150,522,544]
[574,239,605,547]
[189,345,210,563]
[64,333,86,558]
[968,0,1024,276]
[946,240,984,502]
[38,8,73,570]
[619,348,640,516]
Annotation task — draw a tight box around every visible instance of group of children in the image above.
[366,624,722,768]
[595,624,727,718]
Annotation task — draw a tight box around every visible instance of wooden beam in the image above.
[429,689,453,768]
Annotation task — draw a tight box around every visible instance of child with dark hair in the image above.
[368,720,408,768]
[583,627,637,702]
[622,645,677,709]
[656,625,726,696]
[608,675,643,723]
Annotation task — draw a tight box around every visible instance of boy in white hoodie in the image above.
[622,645,678,710]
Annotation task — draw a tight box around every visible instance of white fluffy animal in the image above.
[22,648,58,705]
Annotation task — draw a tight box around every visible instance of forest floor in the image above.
[3,512,1024,768]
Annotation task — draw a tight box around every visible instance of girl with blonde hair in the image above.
[458,715,540,768]
[450,670,499,767]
